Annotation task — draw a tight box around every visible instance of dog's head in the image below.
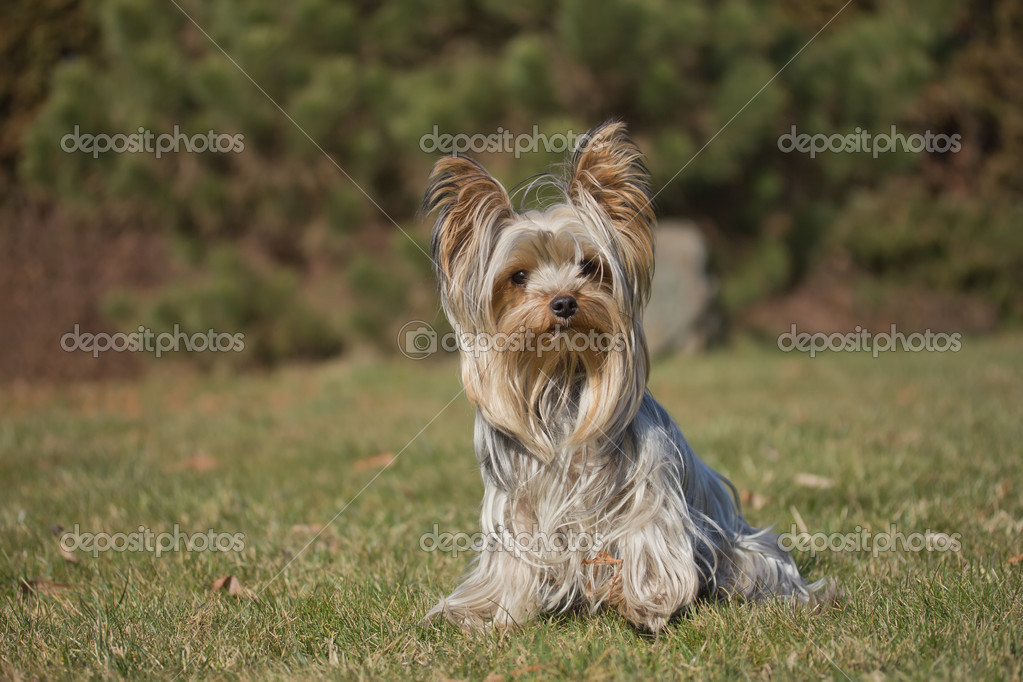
[422,121,656,455]
[424,121,655,337]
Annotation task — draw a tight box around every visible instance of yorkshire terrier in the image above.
[422,121,828,633]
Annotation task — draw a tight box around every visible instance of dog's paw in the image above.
[804,577,842,608]
[423,598,508,632]
[639,615,668,635]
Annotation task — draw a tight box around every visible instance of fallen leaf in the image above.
[326,637,340,666]
[1008,554,1023,565]
[58,542,79,564]
[353,453,396,472]
[19,578,81,614]
[793,473,835,490]
[19,578,72,598]
[740,490,769,511]
[48,525,80,563]
[211,575,255,598]
[165,452,220,473]
[896,387,917,405]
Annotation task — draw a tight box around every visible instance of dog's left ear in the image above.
[568,121,655,303]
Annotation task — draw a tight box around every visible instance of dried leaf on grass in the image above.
[210,575,256,599]
[353,453,396,472]
[793,473,835,490]
[164,452,220,473]
[58,543,79,564]
[740,490,770,510]
[18,578,81,615]
[49,525,79,563]
[19,578,72,598]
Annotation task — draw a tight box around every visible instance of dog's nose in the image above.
[550,295,578,320]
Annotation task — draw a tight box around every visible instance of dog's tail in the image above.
[725,527,840,606]
[678,448,839,607]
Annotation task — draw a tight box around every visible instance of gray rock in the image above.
[644,219,722,356]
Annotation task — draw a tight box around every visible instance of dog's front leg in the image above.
[614,522,704,634]
[426,544,543,631]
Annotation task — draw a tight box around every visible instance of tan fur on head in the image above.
[568,121,656,309]
[422,155,512,312]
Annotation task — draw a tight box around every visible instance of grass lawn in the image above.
[1,334,1021,679]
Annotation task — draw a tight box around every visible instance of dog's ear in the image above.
[568,121,655,303]
[422,156,512,289]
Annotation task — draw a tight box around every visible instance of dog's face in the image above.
[425,122,655,337]
[488,206,621,342]
[422,122,657,454]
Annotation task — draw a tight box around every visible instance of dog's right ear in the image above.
[422,156,512,288]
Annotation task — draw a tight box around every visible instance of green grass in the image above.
[1,335,1021,680]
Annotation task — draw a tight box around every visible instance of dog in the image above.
[421,121,827,633]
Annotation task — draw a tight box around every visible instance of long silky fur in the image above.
[422,121,830,633]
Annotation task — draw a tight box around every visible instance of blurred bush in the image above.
[0,0,97,196]
[104,245,343,368]
[8,0,1023,371]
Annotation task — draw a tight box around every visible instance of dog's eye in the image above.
[510,270,528,287]
[580,259,599,278]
